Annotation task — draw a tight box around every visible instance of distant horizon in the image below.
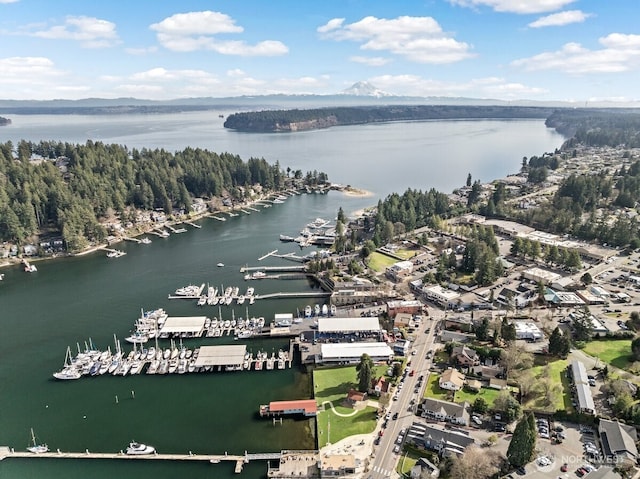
[1,1,638,103]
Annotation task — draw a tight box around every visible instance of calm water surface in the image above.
[0,112,564,478]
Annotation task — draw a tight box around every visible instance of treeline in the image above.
[0,140,325,251]
[514,159,640,248]
[546,109,640,147]
[0,116,10,126]
[224,105,553,132]
[367,188,454,246]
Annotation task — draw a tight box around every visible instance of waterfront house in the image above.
[439,369,465,391]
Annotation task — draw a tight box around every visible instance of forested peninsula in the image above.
[223,105,554,132]
[0,116,11,126]
[0,141,327,252]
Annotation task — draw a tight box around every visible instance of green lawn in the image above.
[367,252,397,272]
[395,249,416,260]
[454,386,501,408]
[583,339,633,370]
[316,406,378,448]
[423,373,451,400]
[526,358,572,413]
[313,365,388,448]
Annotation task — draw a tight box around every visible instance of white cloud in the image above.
[528,10,592,28]
[512,33,640,73]
[368,74,546,98]
[350,56,391,66]
[0,56,64,83]
[150,10,288,56]
[125,46,158,55]
[32,16,119,48]
[318,15,474,64]
[448,0,576,14]
[226,69,245,77]
[0,0,20,3]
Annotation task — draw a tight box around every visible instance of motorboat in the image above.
[140,237,152,244]
[27,429,48,454]
[126,442,156,455]
[125,331,149,344]
[217,262,224,267]
[322,304,329,316]
[314,304,320,316]
[330,304,337,316]
[304,305,312,317]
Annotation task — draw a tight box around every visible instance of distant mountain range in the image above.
[0,82,638,113]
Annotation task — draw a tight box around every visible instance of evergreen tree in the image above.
[548,327,570,358]
[507,412,537,467]
[501,318,517,343]
[356,354,374,393]
[475,318,490,341]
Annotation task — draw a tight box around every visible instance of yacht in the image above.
[140,237,152,244]
[314,304,320,316]
[322,304,329,316]
[246,287,254,297]
[217,262,224,267]
[236,330,253,339]
[330,304,337,316]
[53,367,81,380]
[236,295,245,305]
[125,331,149,344]
[126,442,156,455]
[304,305,312,317]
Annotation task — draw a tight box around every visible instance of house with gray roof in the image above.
[405,422,475,457]
[598,419,638,464]
[420,398,469,426]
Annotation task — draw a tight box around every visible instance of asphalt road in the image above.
[367,310,442,478]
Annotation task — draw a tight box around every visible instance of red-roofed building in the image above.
[259,399,318,417]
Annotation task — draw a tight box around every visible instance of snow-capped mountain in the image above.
[341,81,393,98]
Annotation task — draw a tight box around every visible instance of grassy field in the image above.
[367,252,398,272]
[316,405,378,448]
[526,358,572,413]
[423,373,450,400]
[395,249,416,260]
[313,365,388,448]
[583,339,633,369]
[454,386,501,407]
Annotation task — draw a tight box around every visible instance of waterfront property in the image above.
[316,342,394,365]
[259,400,318,418]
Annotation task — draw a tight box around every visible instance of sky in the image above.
[0,0,639,103]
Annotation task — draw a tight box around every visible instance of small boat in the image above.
[125,331,149,344]
[217,263,224,267]
[27,428,48,454]
[140,237,152,244]
[322,304,329,316]
[330,304,337,316]
[304,305,312,317]
[314,304,320,316]
[126,441,156,455]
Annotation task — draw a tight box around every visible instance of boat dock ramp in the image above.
[240,265,304,273]
[183,221,202,228]
[257,249,278,261]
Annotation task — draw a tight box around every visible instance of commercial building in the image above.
[387,300,423,318]
[522,267,562,286]
[598,419,638,465]
[569,360,596,415]
[420,398,469,426]
[259,400,318,417]
[422,285,460,307]
[513,321,543,341]
[405,422,475,457]
[317,342,394,365]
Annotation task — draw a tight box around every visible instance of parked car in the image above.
[393,444,401,454]
[561,463,568,472]
[472,415,482,426]
[392,412,398,420]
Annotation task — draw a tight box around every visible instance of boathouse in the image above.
[158,316,207,338]
[259,399,318,417]
[193,345,246,370]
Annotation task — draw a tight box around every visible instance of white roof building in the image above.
[193,345,246,368]
[522,267,562,285]
[158,316,207,337]
[513,321,543,341]
[317,317,381,333]
[422,285,460,306]
[318,342,394,364]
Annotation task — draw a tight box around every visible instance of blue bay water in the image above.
[0,112,564,478]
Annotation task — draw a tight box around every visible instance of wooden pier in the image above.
[0,446,284,473]
[183,221,202,228]
[123,237,141,244]
[240,265,304,273]
[257,249,278,261]
[212,216,226,221]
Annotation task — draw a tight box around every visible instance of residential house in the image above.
[471,364,504,379]
[420,398,469,426]
[598,419,638,465]
[451,345,480,367]
[439,369,465,391]
[345,389,367,408]
[405,422,475,457]
[410,458,440,478]
[370,376,389,396]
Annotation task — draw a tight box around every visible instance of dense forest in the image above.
[546,108,640,147]
[224,105,554,132]
[0,140,326,251]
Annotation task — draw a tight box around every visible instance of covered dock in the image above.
[193,345,246,369]
[158,316,207,338]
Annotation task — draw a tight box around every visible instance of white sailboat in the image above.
[27,428,48,453]
[52,346,81,380]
